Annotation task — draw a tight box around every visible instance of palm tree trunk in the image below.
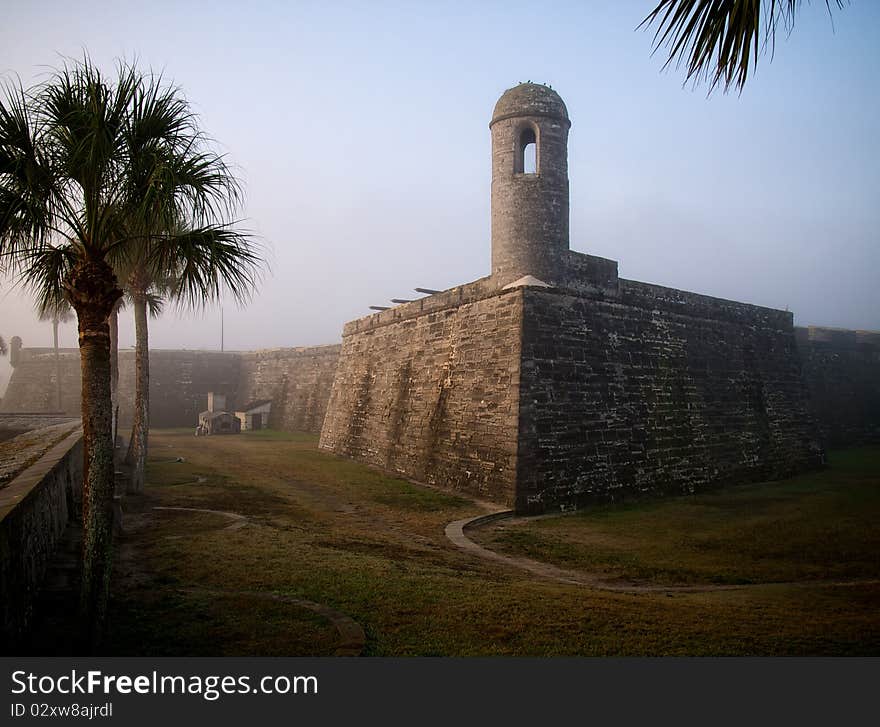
[68,259,122,650]
[53,318,62,411]
[109,307,119,447]
[127,292,149,493]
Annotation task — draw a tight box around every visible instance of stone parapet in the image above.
[0,425,83,650]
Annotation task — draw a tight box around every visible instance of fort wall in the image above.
[1,345,340,435]
[122,350,242,428]
[0,345,81,415]
[2,319,877,512]
[795,326,880,446]
[319,281,523,505]
[517,282,822,511]
[236,345,341,433]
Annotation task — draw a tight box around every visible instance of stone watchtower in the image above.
[490,83,571,287]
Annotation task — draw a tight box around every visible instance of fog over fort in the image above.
[2,1,878,396]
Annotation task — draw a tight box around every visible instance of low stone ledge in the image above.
[0,426,83,651]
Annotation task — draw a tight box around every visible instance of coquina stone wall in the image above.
[236,346,341,433]
[516,281,823,511]
[795,327,880,446]
[318,267,828,513]
[122,350,242,428]
[319,279,523,505]
[0,423,82,650]
[0,341,81,415]
[1,344,340,435]
[3,317,877,511]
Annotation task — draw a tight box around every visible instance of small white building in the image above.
[196,391,241,435]
[235,399,272,431]
[197,409,241,435]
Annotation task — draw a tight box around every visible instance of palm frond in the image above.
[39,57,141,255]
[123,279,165,318]
[144,288,165,318]
[640,0,847,93]
[16,244,77,318]
[122,74,242,234]
[36,289,74,324]
[3,53,262,333]
[147,224,262,310]
[0,77,56,270]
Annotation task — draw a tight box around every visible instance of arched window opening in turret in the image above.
[515,127,537,174]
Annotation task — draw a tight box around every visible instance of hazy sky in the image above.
[1,0,878,394]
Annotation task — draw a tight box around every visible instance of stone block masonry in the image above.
[318,271,825,513]
[0,424,82,650]
[319,280,523,505]
[236,345,341,433]
[516,282,823,511]
[795,327,880,446]
[2,346,340,435]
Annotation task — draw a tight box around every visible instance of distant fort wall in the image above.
[236,345,341,433]
[126,350,242,428]
[1,342,340,436]
[795,326,880,446]
[2,339,82,416]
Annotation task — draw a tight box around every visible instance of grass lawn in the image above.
[474,448,880,586]
[104,431,880,656]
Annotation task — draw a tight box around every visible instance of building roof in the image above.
[491,83,569,127]
[199,410,235,420]
[236,399,272,413]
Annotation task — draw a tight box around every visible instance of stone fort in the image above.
[3,84,879,512]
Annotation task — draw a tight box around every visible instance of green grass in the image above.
[474,447,880,585]
[241,428,317,443]
[108,589,338,657]
[104,432,880,656]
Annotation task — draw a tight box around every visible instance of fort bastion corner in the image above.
[316,83,834,512]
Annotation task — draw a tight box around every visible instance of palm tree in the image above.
[37,297,73,411]
[641,0,847,93]
[117,79,257,493]
[109,299,122,446]
[123,275,168,493]
[0,57,261,646]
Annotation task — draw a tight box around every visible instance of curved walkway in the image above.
[446,511,880,594]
